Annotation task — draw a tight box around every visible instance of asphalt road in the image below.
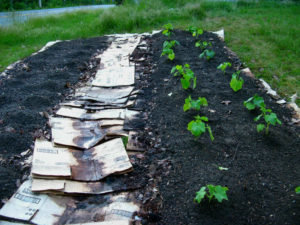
[0,5,115,27]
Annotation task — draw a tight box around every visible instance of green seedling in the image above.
[244,94,265,110]
[199,49,215,60]
[244,95,282,134]
[161,40,179,60]
[187,115,214,141]
[183,95,208,112]
[230,71,244,92]
[171,64,197,89]
[195,41,211,50]
[187,26,203,37]
[296,186,300,194]
[194,185,228,204]
[254,107,282,134]
[162,23,174,37]
[217,62,232,74]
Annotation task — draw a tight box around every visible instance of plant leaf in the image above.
[194,187,206,204]
[264,113,281,126]
[295,186,300,194]
[230,74,244,92]
[181,78,190,89]
[257,124,265,132]
[187,120,205,137]
[213,185,229,203]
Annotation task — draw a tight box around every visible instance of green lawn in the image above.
[0,0,299,104]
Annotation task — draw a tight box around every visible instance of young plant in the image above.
[187,115,214,141]
[171,64,197,89]
[183,95,208,112]
[187,26,203,38]
[230,71,244,92]
[195,41,211,50]
[243,94,265,110]
[296,186,300,194]
[244,95,282,134]
[194,185,228,204]
[217,62,232,74]
[161,40,179,60]
[162,23,174,37]
[199,49,215,60]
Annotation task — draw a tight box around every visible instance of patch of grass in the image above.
[0,0,299,104]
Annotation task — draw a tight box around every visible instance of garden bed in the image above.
[137,30,300,225]
[0,29,299,225]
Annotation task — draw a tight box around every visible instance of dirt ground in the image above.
[0,30,299,225]
[136,30,300,225]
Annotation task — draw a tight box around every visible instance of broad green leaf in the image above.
[171,66,177,74]
[244,102,256,110]
[168,51,175,60]
[206,50,215,60]
[197,29,203,35]
[213,185,229,203]
[187,120,205,137]
[199,97,208,106]
[181,78,190,89]
[207,185,216,202]
[199,116,208,122]
[257,124,265,132]
[230,74,244,92]
[295,186,300,194]
[264,113,281,126]
[199,52,205,59]
[195,41,201,47]
[194,187,206,204]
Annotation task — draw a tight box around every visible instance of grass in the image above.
[0,0,299,104]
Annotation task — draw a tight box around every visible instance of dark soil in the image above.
[138,30,300,225]
[0,36,110,204]
[0,30,299,225]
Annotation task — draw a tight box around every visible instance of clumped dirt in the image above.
[137,30,300,225]
[0,36,110,204]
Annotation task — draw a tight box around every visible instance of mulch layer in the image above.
[136,30,300,225]
[0,30,299,225]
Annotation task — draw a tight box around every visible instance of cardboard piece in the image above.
[31,138,132,181]
[92,66,135,87]
[75,86,134,103]
[50,117,105,149]
[31,172,143,194]
[57,193,139,225]
[56,107,139,120]
[0,180,73,225]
